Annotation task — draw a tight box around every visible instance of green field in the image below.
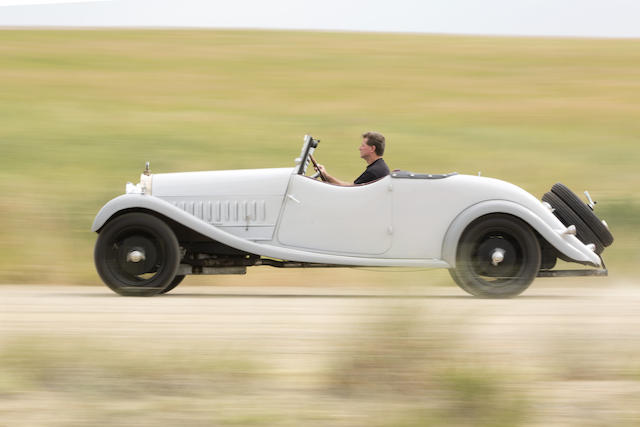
[1,29,639,284]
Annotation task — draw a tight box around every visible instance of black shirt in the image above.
[354,158,390,185]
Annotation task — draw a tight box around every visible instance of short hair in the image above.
[362,131,386,156]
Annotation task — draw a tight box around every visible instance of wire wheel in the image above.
[450,214,541,298]
[94,213,180,296]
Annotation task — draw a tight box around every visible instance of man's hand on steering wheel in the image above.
[309,154,328,182]
[315,164,329,180]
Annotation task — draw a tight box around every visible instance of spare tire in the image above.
[551,183,614,247]
[542,192,604,254]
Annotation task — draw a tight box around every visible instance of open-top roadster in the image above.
[92,135,613,297]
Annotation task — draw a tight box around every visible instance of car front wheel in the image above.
[94,212,181,296]
[450,214,541,298]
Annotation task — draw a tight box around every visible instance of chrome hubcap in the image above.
[491,248,506,266]
[126,250,146,263]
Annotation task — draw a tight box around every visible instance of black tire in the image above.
[551,183,613,247]
[160,275,185,294]
[539,239,558,270]
[448,268,478,297]
[448,268,466,291]
[452,214,541,298]
[94,213,181,296]
[542,192,604,254]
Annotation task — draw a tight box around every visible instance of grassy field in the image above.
[0,29,639,284]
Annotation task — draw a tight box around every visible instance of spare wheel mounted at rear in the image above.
[542,192,604,254]
[550,183,613,247]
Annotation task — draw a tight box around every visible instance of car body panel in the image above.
[276,175,393,255]
[385,173,601,266]
[91,193,450,268]
[92,168,602,268]
[151,167,292,241]
[441,199,601,267]
[152,167,293,197]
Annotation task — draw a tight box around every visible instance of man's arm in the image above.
[316,164,353,186]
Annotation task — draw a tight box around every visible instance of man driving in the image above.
[316,131,390,186]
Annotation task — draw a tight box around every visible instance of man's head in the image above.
[359,131,386,160]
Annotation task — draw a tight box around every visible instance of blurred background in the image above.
[1,29,638,284]
[1,1,640,425]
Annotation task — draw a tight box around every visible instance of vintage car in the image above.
[92,135,613,298]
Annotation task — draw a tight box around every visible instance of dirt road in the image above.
[2,282,640,349]
[1,282,640,426]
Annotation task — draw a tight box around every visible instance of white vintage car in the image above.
[92,135,613,297]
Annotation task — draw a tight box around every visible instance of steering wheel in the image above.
[309,154,328,182]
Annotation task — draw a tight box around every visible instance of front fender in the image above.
[441,200,602,268]
[93,194,187,232]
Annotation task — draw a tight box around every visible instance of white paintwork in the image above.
[150,168,292,240]
[440,199,600,267]
[152,167,292,197]
[92,194,449,268]
[387,174,590,260]
[92,136,603,269]
[277,175,392,255]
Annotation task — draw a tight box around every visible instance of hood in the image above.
[151,167,294,198]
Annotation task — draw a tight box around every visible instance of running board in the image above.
[537,269,608,278]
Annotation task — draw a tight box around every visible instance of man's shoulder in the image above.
[370,158,390,174]
[355,158,389,185]
[354,169,375,185]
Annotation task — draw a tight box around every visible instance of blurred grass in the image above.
[0,29,639,284]
[0,304,530,426]
[3,300,640,425]
[327,304,528,426]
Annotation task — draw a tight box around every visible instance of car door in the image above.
[276,175,393,255]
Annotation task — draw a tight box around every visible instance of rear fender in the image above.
[441,200,602,268]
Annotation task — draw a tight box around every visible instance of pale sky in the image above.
[1,0,639,38]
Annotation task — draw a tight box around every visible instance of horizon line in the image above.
[1,25,639,40]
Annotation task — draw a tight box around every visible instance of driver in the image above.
[316,132,390,186]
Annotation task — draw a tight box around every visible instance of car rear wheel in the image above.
[94,213,180,296]
[451,214,541,298]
